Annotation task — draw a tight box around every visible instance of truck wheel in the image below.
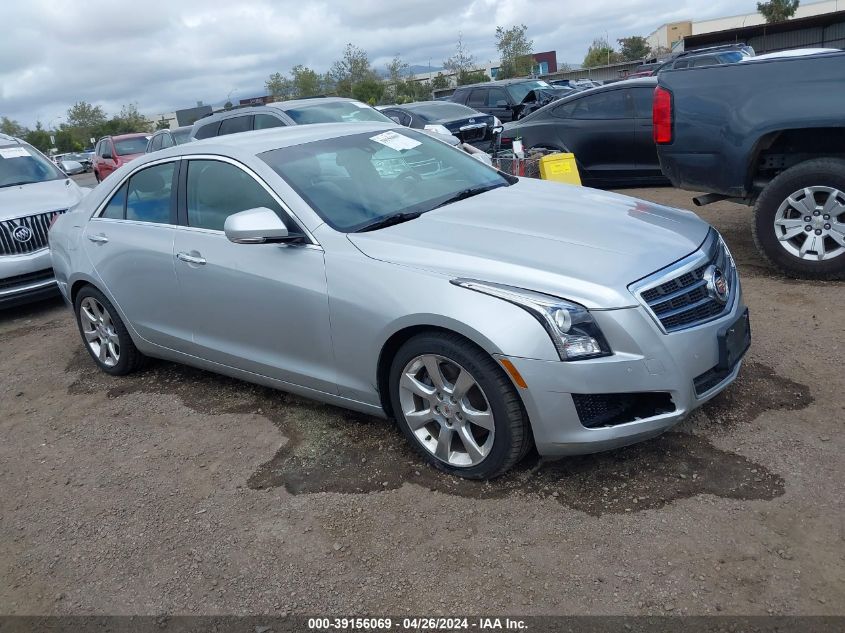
[753,158,845,280]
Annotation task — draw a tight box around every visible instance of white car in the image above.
[0,133,86,308]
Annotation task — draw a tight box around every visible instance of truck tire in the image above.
[752,158,845,280]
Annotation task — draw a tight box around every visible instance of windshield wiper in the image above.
[354,211,423,233]
[430,183,505,211]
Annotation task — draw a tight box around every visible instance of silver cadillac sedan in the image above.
[50,122,750,479]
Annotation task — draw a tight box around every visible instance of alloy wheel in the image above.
[79,296,120,367]
[398,354,495,467]
[774,186,845,261]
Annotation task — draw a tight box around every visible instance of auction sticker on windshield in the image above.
[0,147,30,159]
[370,131,421,151]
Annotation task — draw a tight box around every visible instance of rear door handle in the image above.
[87,233,109,243]
[176,252,206,265]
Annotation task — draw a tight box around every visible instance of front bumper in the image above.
[503,290,747,456]
[0,249,58,309]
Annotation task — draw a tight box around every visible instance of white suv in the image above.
[1,133,85,308]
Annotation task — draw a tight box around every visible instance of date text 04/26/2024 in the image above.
[307,617,528,630]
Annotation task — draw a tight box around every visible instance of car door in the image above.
[548,88,635,184]
[83,159,187,348]
[486,87,515,122]
[629,86,663,178]
[172,157,336,393]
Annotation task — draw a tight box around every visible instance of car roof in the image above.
[175,121,396,156]
[193,97,367,125]
[106,132,149,140]
[455,78,547,90]
[0,132,21,146]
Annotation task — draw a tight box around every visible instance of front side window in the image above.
[467,90,486,107]
[186,160,284,231]
[254,114,286,130]
[260,129,510,232]
[219,116,252,136]
[0,143,65,188]
[172,128,192,144]
[101,183,128,219]
[506,81,551,103]
[114,136,149,156]
[487,88,509,107]
[125,162,175,224]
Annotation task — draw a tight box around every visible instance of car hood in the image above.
[347,179,710,308]
[0,178,85,222]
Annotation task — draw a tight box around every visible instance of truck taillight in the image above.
[653,86,673,144]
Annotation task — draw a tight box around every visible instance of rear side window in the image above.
[125,162,176,224]
[193,121,220,140]
[630,88,653,119]
[100,183,128,219]
[185,160,285,231]
[218,116,252,135]
[692,56,717,68]
[254,114,285,130]
[467,89,486,108]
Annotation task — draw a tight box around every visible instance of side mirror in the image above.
[60,160,84,175]
[102,150,113,159]
[224,207,304,244]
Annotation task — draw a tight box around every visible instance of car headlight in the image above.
[424,124,452,136]
[451,279,612,361]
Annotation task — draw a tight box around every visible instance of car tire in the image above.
[752,158,845,280]
[74,285,145,376]
[389,331,532,480]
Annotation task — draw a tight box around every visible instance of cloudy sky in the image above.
[1,0,761,128]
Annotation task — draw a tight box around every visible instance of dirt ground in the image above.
[1,187,843,616]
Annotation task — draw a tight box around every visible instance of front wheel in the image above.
[389,332,532,479]
[753,158,845,280]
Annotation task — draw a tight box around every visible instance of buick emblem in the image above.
[469,118,475,123]
[703,265,729,304]
[12,225,32,243]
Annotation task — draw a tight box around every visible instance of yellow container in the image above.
[538,153,581,186]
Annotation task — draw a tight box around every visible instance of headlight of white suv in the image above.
[451,279,612,361]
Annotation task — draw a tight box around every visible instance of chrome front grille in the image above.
[0,210,65,256]
[632,231,736,333]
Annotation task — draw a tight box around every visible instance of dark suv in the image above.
[190,97,391,140]
[449,79,555,122]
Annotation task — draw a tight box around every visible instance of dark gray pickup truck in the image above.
[655,50,845,279]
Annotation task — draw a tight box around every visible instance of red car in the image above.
[92,133,149,182]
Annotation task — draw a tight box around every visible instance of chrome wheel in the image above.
[79,296,120,367]
[398,354,495,467]
[774,186,845,261]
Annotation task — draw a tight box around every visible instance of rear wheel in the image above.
[753,158,845,280]
[74,286,145,375]
[389,332,531,479]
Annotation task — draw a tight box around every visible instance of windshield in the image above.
[506,80,552,102]
[0,143,65,188]
[281,101,393,125]
[261,129,509,232]
[114,136,149,155]
[172,128,193,145]
[406,102,478,121]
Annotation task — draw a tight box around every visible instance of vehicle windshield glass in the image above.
[172,128,193,145]
[506,81,551,102]
[260,129,510,232]
[114,136,149,155]
[0,143,65,188]
[406,102,478,120]
[282,101,393,125]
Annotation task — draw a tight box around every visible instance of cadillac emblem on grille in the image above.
[12,226,33,243]
[703,265,729,304]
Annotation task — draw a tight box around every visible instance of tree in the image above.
[351,78,385,105]
[1,116,28,137]
[757,0,799,22]
[116,103,151,133]
[459,69,489,85]
[290,65,323,98]
[495,24,534,79]
[431,73,449,90]
[266,72,294,100]
[24,123,51,152]
[330,43,376,97]
[443,33,483,86]
[617,36,651,61]
[66,101,106,135]
[583,37,621,68]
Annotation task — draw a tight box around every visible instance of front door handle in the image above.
[176,252,206,265]
[87,233,109,243]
